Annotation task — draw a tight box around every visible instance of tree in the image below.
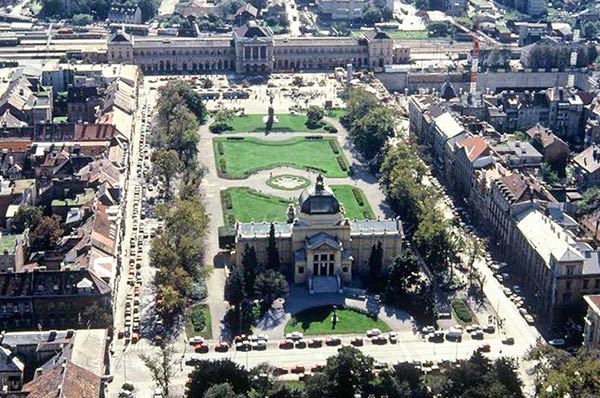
[362,5,382,25]
[348,106,395,162]
[413,206,457,277]
[159,284,185,314]
[253,270,288,311]
[577,187,600,216]
[140,345,177,398]
[203,383,245,398]
[323,346,375,398]
[29,216,64,252]
[72,13,93,25]
[266,223,280,270]
[540,162,559,185]
[241,244,258,298]
[340,88,379,127]
[306,105,324,129]
[368,241,383,281]
[384,252,422,306]
[428,22,451,37]
[377,362,428,398]
[188,359,251,398]
[151,149,183,197]
[225,266,246,309]
[80,303,112,327]
[414,0,430,10]
[12,205,42,233]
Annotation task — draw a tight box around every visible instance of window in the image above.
[566,266,574,276]
[596,279,600,289]
[298,266,304,274]
[342,265,348,272]
[565,281,571,291]
[584,279,589,289]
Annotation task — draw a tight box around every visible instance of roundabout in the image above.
[266,174,311,191]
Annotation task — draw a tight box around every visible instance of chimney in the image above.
[34,367,43,379]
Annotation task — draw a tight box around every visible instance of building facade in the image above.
[234,176,403,291]
[583,294,600,351]
[108,21,394,74]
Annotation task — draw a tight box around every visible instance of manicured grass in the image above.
[285,305,390,335]
[221,185,374,225]
[451,298,474,325]
[327,108,346,120]
[221,187,292,226]
[185,304,212,340]
[217,114,329,133]
[214,136,350,179]
[331,185,375,220]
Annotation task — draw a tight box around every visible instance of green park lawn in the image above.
[331,185,375,220]
[185,304,212,340]
[214,136,350,179]
[221,185,374,225]
[222,187,292,225]
[285,305,390,335]
[327,108,347,120]
[217,114,329,133]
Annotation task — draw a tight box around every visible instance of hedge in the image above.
[191,307,206,332]
[352,187,364,206]
[305,135,324,140]
[451,299,473,323]
[336,155,348,171]
[329,140,340,154]
[217,141,224,155]
[222,191,233,209]
[219,158,227,174]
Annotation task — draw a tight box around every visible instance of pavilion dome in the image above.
[298,175,340,215]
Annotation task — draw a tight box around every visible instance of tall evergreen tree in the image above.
[242,244,258,298]
[266,223,280,271]
[368,241,383,280]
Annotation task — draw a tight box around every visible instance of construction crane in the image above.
[470,39,480,95]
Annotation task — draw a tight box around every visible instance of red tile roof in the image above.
[0,139,32,152]
[74,123,117,141]
[21,360,101,398]
[457,136,489,162]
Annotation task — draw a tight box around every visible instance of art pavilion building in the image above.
[234,176,403,292]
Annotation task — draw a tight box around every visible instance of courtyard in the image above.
[214,136,350,179]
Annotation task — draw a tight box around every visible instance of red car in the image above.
[326,337,341,346]
[278,340,294,349]
[194,344,209,353]
[351,337,363,346]
[308,338,323,348]
[290,365,305,374]
[273,367,289,376]
[234,335,247,343]
[478,344,491,353]
[215,342,229,352]
[310,364,324,372]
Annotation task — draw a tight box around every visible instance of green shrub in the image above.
[363,211,371,219]
[122,383,135,392]
[352,187,364,206]
[217,141,224,155]
[222,191,233,209]
[329,126,338,134]
[452,299,472,323]
[329,140,340,154]
[305,135,323,140]
[190,281,207,301]
[227,214,236,225]
[336,155,348,171]
[191,307,206,332]
[219,158,227,174]
[210,122,232,134]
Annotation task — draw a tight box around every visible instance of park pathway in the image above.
[198,116,395,340]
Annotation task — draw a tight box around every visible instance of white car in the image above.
[189,336,205,345]
[512,285,522,294]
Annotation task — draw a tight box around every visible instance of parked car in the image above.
[215,342,229,352]
[236,341,251,351]
[290,365,305,374]
[308,338,323,348]
[446,328,462,341]
[351,337,364,346]
[549,338,565,347]
[194,343,209,353]
[478,344,491,353]
[421,326,435,334]
[428,331,445,342]
[524,314,535,325]
[326,336,341,346]
[366,328,382,337]
[295,339,307,349]
[371,336,387,345]
[310,364,324,372]
[189,336,205,345]
[502,337,515,345]
[279,340,294,349]
[470,331,484,340]
[273,367,288,376]
[252,341,267,351]
[482,324,496,333]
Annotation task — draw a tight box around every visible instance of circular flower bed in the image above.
[266,174,311,191]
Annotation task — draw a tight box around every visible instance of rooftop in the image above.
[515,208,583,270]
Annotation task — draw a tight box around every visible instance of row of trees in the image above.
[380,141,460,281]
[149,80,209,325]
[178,345,524,398]
[224,225,289,334]
[342,88,396,170]
[525,43,598,69]
[40,0,157,22]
